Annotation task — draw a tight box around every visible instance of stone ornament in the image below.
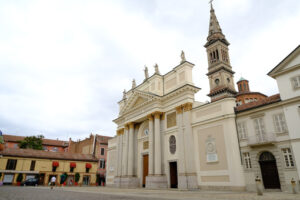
[181,50,186,64]
[206,135,218,162]
[132,79,136,89]
[154,64,160,75]
[144,66,149,80]
[169,135,176,154]
[123,89,126,100]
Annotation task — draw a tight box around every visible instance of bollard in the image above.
[291,178,297,194]
[255,176,263,196]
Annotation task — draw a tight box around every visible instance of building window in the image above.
[13,144,18,148]
[273,113,287,133]
[30,160,36,171]
[52,147,58,152]
[282,148,294,168]
[6,159,17,170]
[237,122,247,140]
[99,159,105,169]
[253,117,266,142]
[243,152,252,169]
[291,76,300,89]
[100,148,105,156]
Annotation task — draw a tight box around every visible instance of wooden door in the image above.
[39,174,45,185]
[169,162,178,188]
[143,154,149,187]
[260,161,281,189]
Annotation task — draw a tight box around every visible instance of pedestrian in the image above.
[50,176,56,189]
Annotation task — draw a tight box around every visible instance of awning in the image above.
[0,170,39,174]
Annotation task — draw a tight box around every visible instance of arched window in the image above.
[216,49,219,60]
[215,78,220,85]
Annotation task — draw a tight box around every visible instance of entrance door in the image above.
[259,152,281,189]
[39,174,45,185]
[67,175,74,186]
[142,154,149,187]
[83,176,90,185]
[169,162,178,188]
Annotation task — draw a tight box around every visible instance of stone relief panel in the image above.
[206,136,218,162]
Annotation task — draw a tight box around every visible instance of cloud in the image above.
[0,0,299,140]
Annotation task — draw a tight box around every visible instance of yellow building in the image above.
[0,148,98,186]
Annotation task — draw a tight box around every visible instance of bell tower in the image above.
[205,3,236,102]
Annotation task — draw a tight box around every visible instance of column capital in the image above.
[161,112,165,120]
[117,128,124,136]
[153,111,162,119]
[176,105,183,114]
[128,122,135,129]
[147,114,153,121]
[183,102,193,112]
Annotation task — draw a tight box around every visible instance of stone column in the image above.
[182,102,198,189]
[154,112,162,175]
[122,126,129,176]
[114,129,124,187]
[127,122,134,176]
[176,105,188,189]
[148,114,154,175]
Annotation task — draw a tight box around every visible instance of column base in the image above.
[120,176,139,188]
[178,174,198,190]
[113,176,121,188]
[146,175,168,189]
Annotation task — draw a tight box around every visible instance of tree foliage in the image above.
[19,135,44,150]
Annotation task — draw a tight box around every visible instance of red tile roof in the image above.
[235,94,281,113]
[0,148,98,162]
[3,135,68,147]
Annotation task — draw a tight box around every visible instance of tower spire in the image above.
[205,3,229,47]
[204,2,236,102]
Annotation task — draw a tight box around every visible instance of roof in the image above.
[236,91,267,97]
[235,94,281,113]
[268,45,300,77]
[3,134,68,147]
[237,77,248,82]
[0,148,98,162]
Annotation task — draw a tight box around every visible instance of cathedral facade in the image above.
[106,4,300,192]
[106,5,245,190]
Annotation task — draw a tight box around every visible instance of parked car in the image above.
[21,178,39,186]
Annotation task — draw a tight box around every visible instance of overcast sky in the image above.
[0,0,300,141]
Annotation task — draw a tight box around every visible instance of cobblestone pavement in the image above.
[1,186,300,200]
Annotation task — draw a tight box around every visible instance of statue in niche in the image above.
[132,79,136,89]
[154,64,160,75]
[144,65,149,80]
[181,50,186,63]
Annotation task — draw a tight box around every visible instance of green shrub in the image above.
[75,173,80,182]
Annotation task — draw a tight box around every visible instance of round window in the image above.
[169,135,176,154]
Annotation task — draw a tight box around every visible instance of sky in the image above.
[0,0,300,141]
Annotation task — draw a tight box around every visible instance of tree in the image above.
[19,135,44,150]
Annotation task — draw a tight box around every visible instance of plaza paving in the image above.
[0,186,300,200]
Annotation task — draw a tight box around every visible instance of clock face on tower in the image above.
[144,129,149,136]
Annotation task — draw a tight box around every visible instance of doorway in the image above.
[83,176,90,185]
[169,162,178,188]
[142,154,149,187]
[39,174,45,185]
[259,152,281,189]
[67,175,74,186]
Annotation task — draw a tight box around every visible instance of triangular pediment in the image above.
[120,90,160,114]
[268,45,300,78]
